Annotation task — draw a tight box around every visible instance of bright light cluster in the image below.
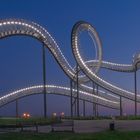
[22,112,30,118]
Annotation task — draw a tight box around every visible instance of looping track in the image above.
[0,19,138,110]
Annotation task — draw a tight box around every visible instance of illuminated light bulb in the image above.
[52,112,57,117]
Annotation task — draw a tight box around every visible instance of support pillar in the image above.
[74,98,77,116]
[70,80,73,118]
[83,100,85,117]
[76,64,79,117]
[96,85,99,117]
[92,82,96,116]
[120,96,123,116]
[42,44,47,118]
[134,69,137,116]
[16,99,19,118]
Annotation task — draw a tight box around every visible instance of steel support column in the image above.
[74,98,77,116]
[96,85,99,117]
[76,64,79,117]
[42,44,47,118]
[16,99,18,118]
[83,100,85,117]
[70,80,73,118]
[120,96,123,116]
[134,69,137,116]
[92,82,96,116]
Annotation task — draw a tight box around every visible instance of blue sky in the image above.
[0,0,140,116]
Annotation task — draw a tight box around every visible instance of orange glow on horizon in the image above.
[22,112,31,118]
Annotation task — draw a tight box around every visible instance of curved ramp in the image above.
[0,85,119,109]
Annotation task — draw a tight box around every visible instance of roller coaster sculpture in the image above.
[0,19,139,115]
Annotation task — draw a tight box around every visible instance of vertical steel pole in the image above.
[120,96,122,116]
[134,67,137,116]
[96,85,99,117]
[76,64,79,117]
[70,80,73,118]
[83,100,85,117]
[16,99,18,118]
[92,82,96,116]
[42,44,47,118]
[74,98,77,116]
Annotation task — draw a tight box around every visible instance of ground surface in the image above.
[1,118,140,133]
[0,131,140,140]
[1,118,140,139]
[74,120,140,132]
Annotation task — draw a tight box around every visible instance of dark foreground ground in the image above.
[0,131,140,140]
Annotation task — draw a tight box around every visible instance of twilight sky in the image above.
[0,0,140,117]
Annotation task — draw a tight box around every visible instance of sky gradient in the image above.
[0,0,140,117]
